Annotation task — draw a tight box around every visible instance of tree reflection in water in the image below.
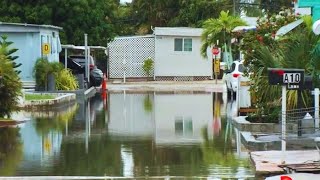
[34,103,78,136]
[0,127,23,175]
[201,116,251,170]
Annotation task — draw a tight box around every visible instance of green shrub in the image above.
[55,69,79,90]
[33,58,51,90]
[142,57,154,77]
[33,58,78,90]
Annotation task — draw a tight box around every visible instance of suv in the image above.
[224,60,249,94]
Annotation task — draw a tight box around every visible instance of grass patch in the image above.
[0,118,14,121]
[25,94,55,101]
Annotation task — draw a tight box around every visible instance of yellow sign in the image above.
[42,43,50,55]
[214,59,220,73]
[44,137,52,153]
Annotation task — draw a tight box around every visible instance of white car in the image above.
[224,60,249,94]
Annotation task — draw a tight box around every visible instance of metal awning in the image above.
[62,44,107,50]
[276,19,304,37]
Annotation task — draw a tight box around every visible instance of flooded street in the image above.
[0,91,255,179]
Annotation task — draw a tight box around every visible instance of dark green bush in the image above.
[0,36,22,117]
[246,107,280,123]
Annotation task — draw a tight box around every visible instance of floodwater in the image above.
[0,91,255,179]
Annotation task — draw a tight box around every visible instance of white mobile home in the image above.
[108,27,212,81]
[154,27,211,81]
[0,22,62,84]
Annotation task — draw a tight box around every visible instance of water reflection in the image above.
[0,127,22,176]
[0,91,254,179]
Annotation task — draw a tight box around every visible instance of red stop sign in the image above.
[212,47,219,55]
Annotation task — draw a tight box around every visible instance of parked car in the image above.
[59,57,85,74]
[68,55,96,71]
[60,55,103,87]
[90,67,103,87]
[224,60,249,94]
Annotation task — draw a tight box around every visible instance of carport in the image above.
[61,44,107,87]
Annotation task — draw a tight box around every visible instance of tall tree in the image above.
[50,0,118,45]
[260,0,293,14]
[169,0,234,27]
[0,0,118,45]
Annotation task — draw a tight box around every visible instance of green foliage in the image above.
[51,0,117,45]
[260,0,293,14]
[0,36,22,118]
[0,36,21,74]
[33,58,54,90]
[119,0,236,35]
[142,57,154,77]
[25,94,55,101]
[240,9,319,112]
[200,117,249,167]
[34,103,78,136]
[0,0,117,45]
[240,9,298,68]
[201,10,247,58]
[33,58,78,91]
[55,69,79,90]
[170,0,234,27]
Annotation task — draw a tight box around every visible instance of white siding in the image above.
[154,93,212,144]
[154,35,211,77]
[108,93,154,137]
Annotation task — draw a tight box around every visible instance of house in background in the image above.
[0,22,62,84]
[154,27,211,81]
[108,27,212,81]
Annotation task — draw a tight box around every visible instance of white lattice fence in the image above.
[108,36,155,79]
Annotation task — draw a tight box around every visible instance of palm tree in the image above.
[201,10,247,68]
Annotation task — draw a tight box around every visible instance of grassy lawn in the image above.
[25,94,55,101]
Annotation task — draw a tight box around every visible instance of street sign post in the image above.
[212,47,220,55]
[214,59,220,74]
[212,47,220,84]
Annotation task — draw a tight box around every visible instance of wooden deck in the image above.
[279,163,320,173]
[250,150,320,175]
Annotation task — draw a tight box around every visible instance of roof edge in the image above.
[0,22,63,30]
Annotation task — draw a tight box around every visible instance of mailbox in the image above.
[268,68,305,90]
